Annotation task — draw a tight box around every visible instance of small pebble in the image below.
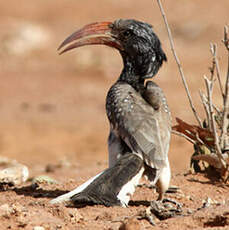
[119,218,141,230]
[0,164,29,185]
[0,204,14,217]
[33,226,45,230]
[32,175,58,184]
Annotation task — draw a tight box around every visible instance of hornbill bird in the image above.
[51,19,171,207]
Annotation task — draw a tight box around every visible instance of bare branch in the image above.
[195,132,205,146]
[204,76,227,168]
[212,104,221,114]
[172,130,196,145]
[209,43,216,81]
[155,0,202,127]
[223,25,229,51]
[199,91,221,129]
[199,90,211,130]
[210,43,224,97]
[220,25,229,150]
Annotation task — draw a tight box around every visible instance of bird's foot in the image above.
[166,185,180,194]
[162,198,182,208]
[150,198,182,220]
[137,198,183,226]
[137,206,156,226]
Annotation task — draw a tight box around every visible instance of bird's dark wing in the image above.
[108,130,131,168]
[106,81,171,170]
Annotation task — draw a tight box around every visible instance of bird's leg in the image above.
[156,178,182,210]
[148,184,182,221]
[156,179,164,201]
[147,161,182,220]
[155,159,171,201]
[149,198,182,221]
[162,198,182,209]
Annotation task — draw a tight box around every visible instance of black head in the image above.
[110,19,167,78]
[58,19,167,80]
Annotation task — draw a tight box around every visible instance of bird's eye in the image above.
[123,30,132,38]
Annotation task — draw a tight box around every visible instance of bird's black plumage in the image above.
[71,153,143,207]
[51,19,171,207]
[110,19,167,89]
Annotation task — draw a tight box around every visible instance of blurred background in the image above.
[0,0,228,173]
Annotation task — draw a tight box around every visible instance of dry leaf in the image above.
[173,118,214,147]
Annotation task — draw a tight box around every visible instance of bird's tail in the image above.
[50,171,104,205]
[50,153,144,207]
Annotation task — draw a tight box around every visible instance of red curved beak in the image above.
[58,22,122,55]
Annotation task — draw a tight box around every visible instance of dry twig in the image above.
[220,26,229,150]
[210,43,224,97]
[172,130,196,145]
[204,76,226,168]
[155,0,202,127]
[156,1,229,180]
[199,90,211,130]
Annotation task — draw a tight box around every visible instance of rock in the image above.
[0,204,14,218]
[0,156,29,186]
[67,209,83,223]
[50,206,83,224]
[0,164,29,185]
[0,203,26,218]
[33,226,45,230]
[32,175,58,185]
[119,218,141,230]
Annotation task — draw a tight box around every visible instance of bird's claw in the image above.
[162,198,182,209]
[137,206,156,226]
[137,198,183,226]
[150,198,182,220]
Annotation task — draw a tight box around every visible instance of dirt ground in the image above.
[0,0,229,229]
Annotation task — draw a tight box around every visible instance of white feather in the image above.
[158,158,171,192]
[117,167,144,207]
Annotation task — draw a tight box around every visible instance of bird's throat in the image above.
[118,70,145,92]
[118,58,146,92]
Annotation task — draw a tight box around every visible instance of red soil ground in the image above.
[0,0,228,229]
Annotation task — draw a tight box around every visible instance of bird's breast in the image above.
[106,82,136,127]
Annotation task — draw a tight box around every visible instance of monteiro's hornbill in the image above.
[51,19,171,207]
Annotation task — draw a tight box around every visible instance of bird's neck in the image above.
[118,59,145,92]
